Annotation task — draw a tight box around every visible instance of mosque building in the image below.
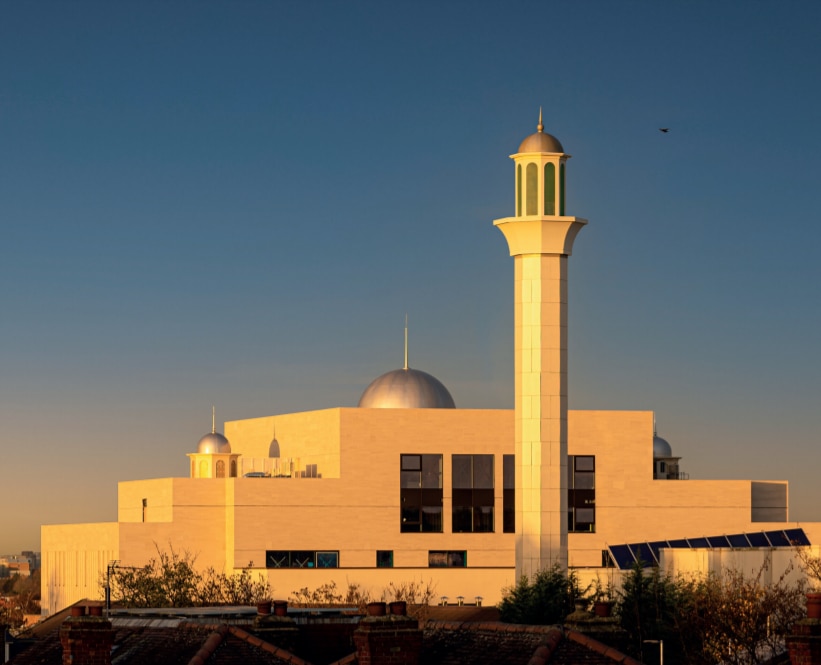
[40,116,817,615]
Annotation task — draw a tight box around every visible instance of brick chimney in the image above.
[788,619,821,664]
[59,605,114,665]
[353,602,422,665]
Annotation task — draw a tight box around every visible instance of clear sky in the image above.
[1,1,820,554]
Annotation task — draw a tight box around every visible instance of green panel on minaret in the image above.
[517,164,522,217]
[544,163,555,215]
[559,163,566,216]
[526,163,537,215]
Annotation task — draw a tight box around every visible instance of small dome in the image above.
[358,368,455,409]
[653,434,673,458]
[518,130,564,154]
[197,432,231,454]
[518,109,564,153]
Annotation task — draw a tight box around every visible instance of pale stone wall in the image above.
[660,546,818,585]
[247,566,514,607]
[40,522,119,615]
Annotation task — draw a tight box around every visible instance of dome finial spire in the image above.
[537,107,543,133]
[403,314,409,370]
[211,405,216,434]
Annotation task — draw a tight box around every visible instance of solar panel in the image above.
[630,543,657,566]
[667,539,690,548]
[745,532,770,547]
[707,535,731,548]
[727,533,751,548]
[608,528,810,569]
[785,528,811,546]
[765,530,791,547]
[648,541,670,561]
[608,545,636,570]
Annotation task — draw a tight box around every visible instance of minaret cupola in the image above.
[513,109,569,218]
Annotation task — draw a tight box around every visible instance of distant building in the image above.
[0,555,35,579]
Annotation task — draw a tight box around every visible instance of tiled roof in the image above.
[8,605,641,665]
[8,620,298,665]
[420,621,641,665]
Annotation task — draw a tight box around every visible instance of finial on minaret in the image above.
[537,107,544,133]
[403,314,409,370]
[211,406,216,434]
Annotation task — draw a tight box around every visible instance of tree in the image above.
[683,563,806,665]
[616,559,806,665]
[616,563,680,661]
[498,564,583,625]
[0,569,41,630]
[104,544,271,608]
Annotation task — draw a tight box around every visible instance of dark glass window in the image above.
[400,454,443,532]
[316,552,338,568]
[503,455,515,533]
[452,454,494,533]
[568,455,595,533]
[376,550,393,568]
[428,551,467,568]
[265,550,339,569]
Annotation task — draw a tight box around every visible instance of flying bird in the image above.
[659,128,670,133]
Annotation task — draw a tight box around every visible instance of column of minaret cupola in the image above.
[494,112,587,578]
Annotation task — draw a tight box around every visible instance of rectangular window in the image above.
[265,550,339,569]
[400,454,443,532]
[503,455,514,533]
[568,455,596,533]
[376,550,393,568]
[316,552,338,568]
[428,550,467,568]
[452,454,494,533]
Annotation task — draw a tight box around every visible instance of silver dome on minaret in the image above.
[197,407,232,453]
[358,318,455,409]
[517,108,564,153]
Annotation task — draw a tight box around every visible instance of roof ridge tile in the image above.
[186,624,229,665]
[226,624,314,665]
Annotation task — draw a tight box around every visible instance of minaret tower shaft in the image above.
[494,112,587,578]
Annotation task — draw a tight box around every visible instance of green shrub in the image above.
[498,564,582,624]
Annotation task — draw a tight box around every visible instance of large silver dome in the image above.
[358,368,455,409]
[197,432,231,454]
[653,434,673,458]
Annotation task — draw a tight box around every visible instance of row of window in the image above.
[401,454,596,534]
[265,550,467,569]
[400,454,516,534]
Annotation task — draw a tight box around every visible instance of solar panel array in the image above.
[606,528,811,570]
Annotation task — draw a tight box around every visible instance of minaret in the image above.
[494,112,587,577]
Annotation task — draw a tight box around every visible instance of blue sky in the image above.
[1,1,820,554]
